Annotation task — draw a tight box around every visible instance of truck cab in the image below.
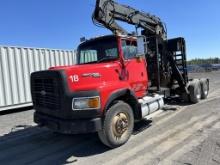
[77,35,148,97]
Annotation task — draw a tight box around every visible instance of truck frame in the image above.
[31,0,209,148]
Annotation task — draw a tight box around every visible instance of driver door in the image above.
[121,39,148,98]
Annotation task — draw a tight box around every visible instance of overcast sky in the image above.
[0,0,219,59]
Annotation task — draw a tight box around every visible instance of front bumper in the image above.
[34,112,102,134]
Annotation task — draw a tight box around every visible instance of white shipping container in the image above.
[0,46,76,111]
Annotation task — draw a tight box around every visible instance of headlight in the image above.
[72,96,100,110]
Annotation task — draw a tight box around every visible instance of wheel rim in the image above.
[112,112,129,139]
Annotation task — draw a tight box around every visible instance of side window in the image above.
[105,48,118,57]
[122,40,137,59]
[80,50,98,63]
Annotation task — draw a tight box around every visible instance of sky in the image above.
[0,0,219,60]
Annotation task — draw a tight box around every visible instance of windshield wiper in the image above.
[97,56,118,63]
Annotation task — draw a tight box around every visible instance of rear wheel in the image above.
[189,80,201,103]
[200,79,209,99]
[98,101,134,148]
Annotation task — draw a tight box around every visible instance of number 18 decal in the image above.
[69,75,79,82]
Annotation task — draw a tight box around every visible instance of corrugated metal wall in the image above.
[0,46,76,111]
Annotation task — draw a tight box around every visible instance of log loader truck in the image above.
[31,0,209,148]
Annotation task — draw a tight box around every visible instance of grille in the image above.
[32,77,61,111]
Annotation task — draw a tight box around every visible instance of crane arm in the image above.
[93,0,167,39]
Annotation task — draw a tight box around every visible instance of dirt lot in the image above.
[0,71,220,165]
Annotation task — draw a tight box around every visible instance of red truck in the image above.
[31,0,209,148]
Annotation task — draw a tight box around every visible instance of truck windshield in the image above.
[77,36,119,64]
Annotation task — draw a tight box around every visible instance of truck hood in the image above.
[50,62,121,92]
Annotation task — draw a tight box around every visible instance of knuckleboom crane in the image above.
[93,0,167,39]
[93,0,188,95]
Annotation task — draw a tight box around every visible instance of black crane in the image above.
[93,0,189,95]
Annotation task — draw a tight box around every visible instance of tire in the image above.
[200,79,209,99]
[189,80,201,104]
[98,101,134,148]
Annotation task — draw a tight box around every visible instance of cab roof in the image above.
[78,34,137,48]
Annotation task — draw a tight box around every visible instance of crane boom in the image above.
[93,0,167,39]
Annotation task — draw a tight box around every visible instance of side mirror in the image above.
[136,36,147,57]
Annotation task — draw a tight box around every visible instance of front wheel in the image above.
[98,101,134,148]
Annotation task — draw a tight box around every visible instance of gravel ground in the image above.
[0,71,220,165]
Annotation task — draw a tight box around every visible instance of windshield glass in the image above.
[77,36,119,64]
